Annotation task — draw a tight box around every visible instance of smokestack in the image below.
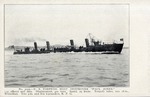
[34,42,38,51]
[85,38,89,47]
[46,41,50,51]
[70,40,74,46]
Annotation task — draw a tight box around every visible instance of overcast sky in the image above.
[5,4,129,47]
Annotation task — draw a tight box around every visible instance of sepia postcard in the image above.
[0,0,150,96]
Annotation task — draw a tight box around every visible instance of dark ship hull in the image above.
[85,43,124,53]
[13,34,124,54]
[14,51,50,54]
[53,42,124,54]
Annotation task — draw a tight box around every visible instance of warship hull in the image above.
[85,43,124,53]
[13,51,50,54]
[53,43,124,54]
[13,35,124,54]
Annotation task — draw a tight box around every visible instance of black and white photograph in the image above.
[4,4,129,87]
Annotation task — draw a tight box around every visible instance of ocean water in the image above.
[5,49,129,87]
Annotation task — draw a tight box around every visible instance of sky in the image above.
[5,4,129,47]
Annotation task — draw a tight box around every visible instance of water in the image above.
[5,49,129,87]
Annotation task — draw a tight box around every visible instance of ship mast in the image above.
[88,33,95,45]
[87,33,102,46]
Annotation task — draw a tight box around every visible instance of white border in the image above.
[0,0,150,96]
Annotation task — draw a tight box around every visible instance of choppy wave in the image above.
[5,49,129,87]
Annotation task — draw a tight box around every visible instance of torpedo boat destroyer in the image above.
[13,34,124,54]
